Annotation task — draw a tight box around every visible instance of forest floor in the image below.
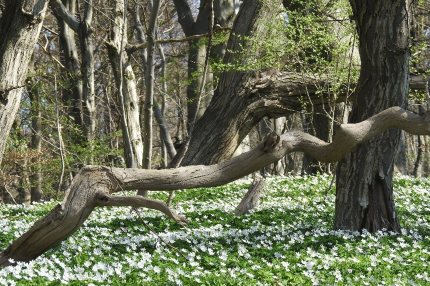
[1,174,429,285]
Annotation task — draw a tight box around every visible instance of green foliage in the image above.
[0,71,124,200]
[1,175,429,285]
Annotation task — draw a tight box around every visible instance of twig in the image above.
[225,252,241,280]
[126,27,230,53]
[3,185,18,205]
[132,207,189,262]
[324,173,336,197]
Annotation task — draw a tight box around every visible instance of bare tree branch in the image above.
[1,106,429,266]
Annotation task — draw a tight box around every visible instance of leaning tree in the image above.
[0,0,427,266]
[1,106,430,266]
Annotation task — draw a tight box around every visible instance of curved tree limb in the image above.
[1,106,429,266]
[94,193,189,226]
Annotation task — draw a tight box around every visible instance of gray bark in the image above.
[106,0,143,168]
[413,104,426,176]
[142,0,161,170]
[130,7,177,165]
[51,0,96,148]
[52,0,84,129]
[156,43,177,163]
[334,0,413,232]
[234,173,266,215]
[0,0,49,166]
[172,0,236,127]
[28,79,44,202]
[79,0,96,146]
[1,106,430,265]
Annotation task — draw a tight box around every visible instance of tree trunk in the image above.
[52,0,96,154]
[334,0,413,232]
[130,6,177,166]
[180,0,311,166]
[172,0,236,127]
[2,106,430,265]
[302,105,331,174]
[106,0,143,168]
[52,0,85,132]
[79,0,96,152]
[413,104,426,177]
[234,173,266,215]
[142,0,161,170]
[28,79,44,202]
[0,0,49,166]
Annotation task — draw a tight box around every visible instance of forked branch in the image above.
[1,106,429,266]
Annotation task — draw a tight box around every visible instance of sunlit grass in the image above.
[1,174,429,285]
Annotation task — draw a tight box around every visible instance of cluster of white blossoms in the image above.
[0,175,429,285]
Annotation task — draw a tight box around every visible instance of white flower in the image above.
[281,261,290,271]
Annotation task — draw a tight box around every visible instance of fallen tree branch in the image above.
[94,193,188,226]
[1,106,429,266]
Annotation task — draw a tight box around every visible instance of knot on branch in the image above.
[94,192,110,204]
[262,131,280,153]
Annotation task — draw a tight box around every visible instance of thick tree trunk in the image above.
[1,106,430,265]
[0,1,49,166]
[334,0,413,232]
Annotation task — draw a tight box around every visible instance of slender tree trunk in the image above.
[172,0,237,127]
[28,80,44,202]
[334,0,413,232]
[142,0,161,170]
[130,6,176,166]
[302,105,330,174]
[413,105,425,176]
[51,0,96,159]
[79,0,96,154]
[106,0,143,168]
[53,0,84,129]
[0,0,49,166]
[157,43,177,164]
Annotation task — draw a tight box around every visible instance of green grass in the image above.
[1,174,429,285]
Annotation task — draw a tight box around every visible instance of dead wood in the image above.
[1,106,430,266]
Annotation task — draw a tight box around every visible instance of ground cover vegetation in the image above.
[1,174,429,285]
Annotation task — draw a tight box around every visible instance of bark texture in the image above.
[234,173,266,215]
[106,0,143,167]
[0,0,49,166]
[334,0,413,232]
[51,0,96,152]
[1,106,430,265]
